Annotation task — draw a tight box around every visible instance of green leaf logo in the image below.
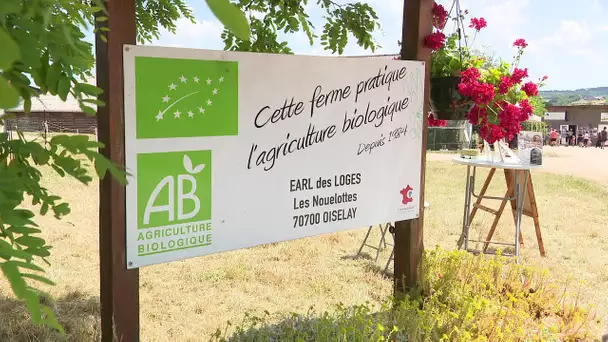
[135,57,239,139]
[183,154,205,174]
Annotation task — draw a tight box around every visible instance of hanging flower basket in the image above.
[430,76,471,120]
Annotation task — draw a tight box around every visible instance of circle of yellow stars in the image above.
[156,75,225,121]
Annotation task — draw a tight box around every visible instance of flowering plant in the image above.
[423,1,548,144]
[426,3,486,78]
[457,40,548,143]
[425,3,491,120]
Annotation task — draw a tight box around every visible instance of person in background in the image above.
[549,129,559,146]
[567,130,574,146]
[601,127,608,149]
[583,131,590,147]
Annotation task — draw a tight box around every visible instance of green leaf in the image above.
[205,0,250,41]
[0,240,31,260]
[23,291,43,324]
[74,82,103,96]
[0,75,19,109]
[57,75,70,101]
[1,210,36,227]
[42,305,65,335]
[79,104,97,115]
[1,261,28,298]
[94,156,109,179]
[53,203,71,216]
[46,62,62,95]
[40,202,49,216]
[9,226,42,235]
[0,1,22,15]
[82,97,106,106]
[26,247,51,258]
[0,27,20,69]
[23,97,32,113]
[11,260,45,272]
[15,236,46,248]
[22,273,56,286]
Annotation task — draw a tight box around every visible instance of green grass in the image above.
[0,159,606,341]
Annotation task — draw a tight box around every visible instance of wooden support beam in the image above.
[95,1,139,341]
[394,0,433,294]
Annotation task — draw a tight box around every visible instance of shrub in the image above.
[211,247,600,341]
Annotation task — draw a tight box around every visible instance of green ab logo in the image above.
[138,151,212,228]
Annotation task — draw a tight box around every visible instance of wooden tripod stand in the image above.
[466,168,546,256]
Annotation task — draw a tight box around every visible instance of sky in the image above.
[140,0,608,91]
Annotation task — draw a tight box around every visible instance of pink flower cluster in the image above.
[428,113,448,127]
[425,32,446,50]
[513,38,528,48]
[424,2,487,51]
[432,3,449,30]
[469,17,487,31]
[423,3,451,50]
[457,38,545,143]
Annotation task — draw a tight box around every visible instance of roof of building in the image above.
[567,98,608,106]
[4,77,96,114]
[546,104,608,111]
[9,93,85,113]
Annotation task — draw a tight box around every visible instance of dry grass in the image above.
[1,146,607,340]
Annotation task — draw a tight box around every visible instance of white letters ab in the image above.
[143,154,206,225]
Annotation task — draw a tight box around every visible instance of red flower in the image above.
[467,104,488,125]
[428,113,447,127]
[461,67,481,81]
[469,17,487,31]
[522,82,538,97]
[498,76,513,95]
[424,31,446,50]
[432,2,448,30]
[541,75,548,81]
[458,78,494,105]
[480,123,504,144]
[513,38,528,48]
[519,99,533,118]
[471,82,495,105]
[498,103,523,140]
[510,68,528,84]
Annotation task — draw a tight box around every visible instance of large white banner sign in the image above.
[123,45,425,268]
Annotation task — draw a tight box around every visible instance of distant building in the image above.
[543,104,608,141]
[2,79,98,134]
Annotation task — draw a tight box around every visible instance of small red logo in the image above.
[400,185,414,205]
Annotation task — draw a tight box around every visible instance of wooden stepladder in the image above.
[467,168,546,257]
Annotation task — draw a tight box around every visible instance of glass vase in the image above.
[481,140,505,164]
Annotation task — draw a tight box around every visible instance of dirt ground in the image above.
[428,145,608,185]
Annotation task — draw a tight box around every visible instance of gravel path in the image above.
[427,146,608,185]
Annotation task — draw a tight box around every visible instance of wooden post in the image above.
[394,0,433,294]
[95,1,139,341]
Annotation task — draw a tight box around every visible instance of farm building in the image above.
[1,79,98,135]
[543,104,608,135]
